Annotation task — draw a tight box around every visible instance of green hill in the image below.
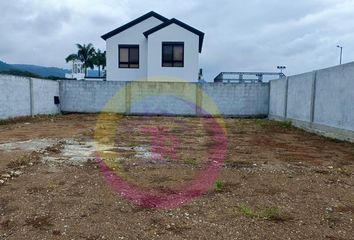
[0,60,14,71]
[12,64,70,78]
[0,60,70,78]
[0,60,99,78]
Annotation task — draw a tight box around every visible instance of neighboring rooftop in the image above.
[214,71,286,83]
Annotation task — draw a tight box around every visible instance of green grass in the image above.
[259,206,282,220]
[184,159,198,166]
[267,119,293,128]
[214,180,223,192]
[239,205,289,222]
[253,119,268,126]
[239,205,257,218]
[278,120,292,128]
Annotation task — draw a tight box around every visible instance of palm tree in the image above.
[65,43,96,77]
[65,53,78,63]
[76,43,95,77]
[93,49,106,77]
[102,51,106,76]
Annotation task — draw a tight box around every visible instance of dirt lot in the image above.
[0,114,354,240]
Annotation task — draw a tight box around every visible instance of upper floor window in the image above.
[162,42,184,67]
[119,45,139,68]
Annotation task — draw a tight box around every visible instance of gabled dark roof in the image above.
[143,18,205,53]
[101,11,168,40]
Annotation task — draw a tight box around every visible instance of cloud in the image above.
[0,0,353,80]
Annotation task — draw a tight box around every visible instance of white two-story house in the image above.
[101,11,204,82]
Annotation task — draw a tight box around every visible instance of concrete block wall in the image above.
[286,72,314,122]
[269,79,287,117]
[32,78,60,115]
[59,80,270,117]
[269,62,354,142]
[201,83,269,116]
[0,74,59,119]
[130,82,197,115]
[59,81,126,113]
[314,64,354,132]
[0,75,31,119]
[1,76,271,119]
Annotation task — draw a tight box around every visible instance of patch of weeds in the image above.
[259,207,283,221]
[128,143,141,148]
[239,205,257,218]
[278,121,292,128]
[214,180,223,192]
[253,119,268,126]
[239,205,291,222]
[335,167,351,176]
[7,151,41,168]
[184,159,198,166]
[267,119,293,129]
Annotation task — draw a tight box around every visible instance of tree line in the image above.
[65,44,106,77]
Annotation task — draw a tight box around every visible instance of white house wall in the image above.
[147,24,200,82]
[105,17,164,81]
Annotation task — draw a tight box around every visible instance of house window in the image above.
[162,42,184,67]
[119,45,139,68]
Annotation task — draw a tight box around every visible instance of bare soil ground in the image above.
[0,114,354,240]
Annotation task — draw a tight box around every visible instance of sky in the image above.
[1,0,354,80]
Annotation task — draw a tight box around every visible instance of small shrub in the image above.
[279,121,292,128]
[259,206,282,220]
[239,205,290,222]
[184,159,198,166]
[240,205,256,218]
[214,180,223,192]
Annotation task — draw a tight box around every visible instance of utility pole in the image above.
[337,45,343,65]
